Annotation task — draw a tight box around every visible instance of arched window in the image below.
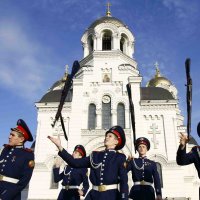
[88,35,94,53]
[50,168,58,189]
[117,103,125,128]
[102,31,112,50]
[88,104,96,129]
[102,97,111,129]
[156,162,163,188]
[120,37,125,52]
[120,34,128,54]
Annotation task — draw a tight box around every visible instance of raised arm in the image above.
[176,133,195,165]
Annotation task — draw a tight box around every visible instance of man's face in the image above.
[138,144,148,156]
[72,150,82,159]
[104,132,118,148]
[8,130,25,146]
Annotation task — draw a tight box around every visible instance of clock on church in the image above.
[102,95,111,103]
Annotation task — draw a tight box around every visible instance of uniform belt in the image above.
[92,184,118,192]
[0,174,19,184]
[134,180,153,186]
[62,185,80,190]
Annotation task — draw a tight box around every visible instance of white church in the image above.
[26,5,199,200]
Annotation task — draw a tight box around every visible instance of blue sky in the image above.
[0,0,199,147]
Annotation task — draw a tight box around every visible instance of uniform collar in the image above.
[15,145,24,148]
[105,149,116,153]
[4,144,24,149]
[139,156,147,159]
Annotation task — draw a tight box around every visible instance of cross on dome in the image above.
[106,2,112,17]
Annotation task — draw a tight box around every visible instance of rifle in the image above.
[126,83,136,153]
[51,60,80,141]
[185,58,192,141]
[197,122,200,138]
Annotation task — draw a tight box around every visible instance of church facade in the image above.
[28,8,199,200]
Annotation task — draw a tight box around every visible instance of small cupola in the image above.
[146,62,178,99]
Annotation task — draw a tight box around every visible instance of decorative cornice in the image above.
[141,100,177,105]
[81,128,131,136]
[37,106,71,113]
[141,104,177,111]
[144,115,161,120]
[149,154,179,168]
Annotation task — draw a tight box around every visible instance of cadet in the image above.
[0,119,35,200]
[48,125,128,200]
[127,137,162,200]
[176,123,200,177]
[53,145,89,200]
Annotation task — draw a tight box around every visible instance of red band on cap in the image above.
[17,125,29,141]
[138,141,148,147]
[75,148,85,157]
[112,130,122,146]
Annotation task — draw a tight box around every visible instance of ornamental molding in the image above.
[95,23,119,35]
[141,104,176,111]
[88,98,98,106]
[118,64,136,71]
[128,76,142,83]
[90,82,100,87]
[144,115,161,120]
[149,154,179,168]
[81,30,95,43]
[115,98,128,110]
[101,68,112,73]
[118,26,135,41]
[79,54,94,66]
[112,81,123,86]
[38,106,71,113]
[177,126,186,132]
[82,65,94,72]
[81,128,131,136]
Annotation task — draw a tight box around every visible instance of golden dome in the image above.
[146,63,172,87]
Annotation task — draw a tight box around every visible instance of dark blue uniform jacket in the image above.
[53,165,89,200]
[177,145,200,178]
[127,157,162,200]
[58,149,128,200]
[0,145,34,200]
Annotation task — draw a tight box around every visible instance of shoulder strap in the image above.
[0,146,5,163]
[0,146,4,156]
[196,147,200,159]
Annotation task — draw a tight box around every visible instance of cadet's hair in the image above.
[16,131,26,143]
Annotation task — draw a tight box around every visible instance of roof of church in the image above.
[141,87,175,100]
[38,86,174,103]
[188,136,199,145]
[89,16,126,29]
[38,89,73,103]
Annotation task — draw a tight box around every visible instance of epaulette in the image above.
[192,146,199,150]
[92,150,101,153]
[3,144,11,148]
[24,148,33,152]
[116,150,125,155]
